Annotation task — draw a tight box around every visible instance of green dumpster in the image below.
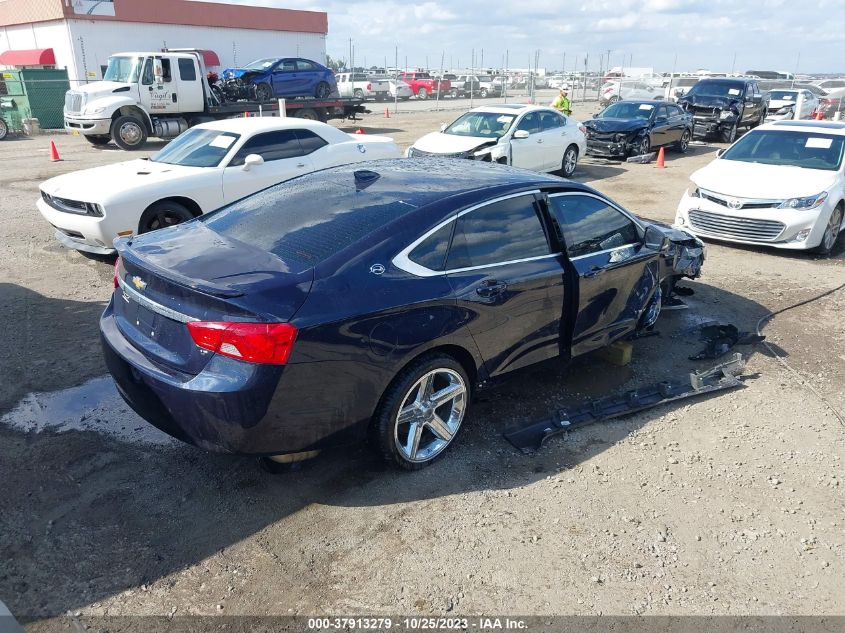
[0,68,70,130]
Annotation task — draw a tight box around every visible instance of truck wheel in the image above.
[720,123,738,144]
[111,115,147,151]
[255,83,273,102]
[0,118,8,141]
[450,88,458,98]
[353,88,364,100]
[315,82,331,99]
[85,135,111,147]
[480,88,489,98]
[295,108,319,121]
[417,88,428,100]
[138,200,195,234]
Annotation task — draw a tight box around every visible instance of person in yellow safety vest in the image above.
[552,84,572,116]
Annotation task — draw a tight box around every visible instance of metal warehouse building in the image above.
[0,0,328,83]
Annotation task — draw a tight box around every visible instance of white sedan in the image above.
[37,118,402,255]
[676,120,845,256]
[765,89,819,122]
[407,104,586,177]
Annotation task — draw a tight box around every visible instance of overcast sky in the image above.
[206,0,844,74]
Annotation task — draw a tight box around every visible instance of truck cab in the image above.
[64,51,209,150]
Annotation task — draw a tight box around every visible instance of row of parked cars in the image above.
[35,90,844,470]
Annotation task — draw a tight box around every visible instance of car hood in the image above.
[692,159,837,199]
[412,132,499,154]
[221,67,265,79]
[679,95,741,109]
[585,118,649,133]
[768,99,796,110]
[40,159,207,201]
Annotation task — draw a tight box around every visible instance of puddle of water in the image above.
[0,376,174,445]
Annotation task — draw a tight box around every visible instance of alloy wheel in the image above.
[680,130,690,152]
[823,206,843,252]
[393,368,467,463]
[562,146,578,177]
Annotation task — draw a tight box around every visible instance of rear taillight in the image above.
[113,257,120,288]
[367,83,372,91]
[187,321,298,365]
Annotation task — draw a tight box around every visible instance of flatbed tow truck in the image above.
[63,48,365,150]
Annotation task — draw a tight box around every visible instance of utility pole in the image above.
[730,51,736,75]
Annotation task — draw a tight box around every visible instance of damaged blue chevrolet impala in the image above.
[101,159,704,470]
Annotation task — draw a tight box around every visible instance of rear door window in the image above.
[539,111,565,130]
[548,194,641,258]
[515,112,541,134]
[294,129,328,155]
[446,195,549,270]
[178,58,196,81]
[408,222,454,271]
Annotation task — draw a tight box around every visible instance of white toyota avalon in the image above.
[676,120,844,256]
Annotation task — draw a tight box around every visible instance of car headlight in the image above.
[613,133,626,143]
[719,109,738,120]
[86,106,107,115]
[778,192,828,210]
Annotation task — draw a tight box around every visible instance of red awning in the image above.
[200,50,220,67]
[0,48,56,66]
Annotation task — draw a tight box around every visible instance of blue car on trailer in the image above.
[101,159,704,470]
[221,57,337,101]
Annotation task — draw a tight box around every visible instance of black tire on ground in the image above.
[812,204,843,257]
[675,129,691,153]
[561,144,579,178]
[372,353,470,471]
[630,135,650,157]
[110,115,148,151]
[0,118,9,141]
[295,108,319,121]
[138,200,195,234]
[255,82,273,102]
[720,122,738,144]
[85,135,111,146]
[417,87,428,100]
[315,82,331,99]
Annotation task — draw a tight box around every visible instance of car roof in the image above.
[194,117,339,134]
[468,104,551,115]
[761,120,845,134]
[607,99,667,105]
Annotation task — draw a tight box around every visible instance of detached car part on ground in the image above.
[408,105,587,178]
[102,159,705,471]
[37,118,401,255]
[584,100,693,158]
[678,78,768,143]
[676,121,845,256]
[219,57,337,101]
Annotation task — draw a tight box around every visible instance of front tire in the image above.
[449,88,458,98]
[720,122,738,144]
[561,144,579,177]
[111,115,147,151]
[480,88,489,98]
[373,354,470,471]
[353,88,364,100]
[813,204,843,257]
[675,129,691,153]
[417,87,428,100]
[630,135,650,157]
[138,200,195,234]
[255,82,273,102]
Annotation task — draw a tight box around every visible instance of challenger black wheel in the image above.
[373,354,470,471]
[139,200,194,234]
[255,83,273,102]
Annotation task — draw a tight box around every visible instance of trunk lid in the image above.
[113,221,313,374]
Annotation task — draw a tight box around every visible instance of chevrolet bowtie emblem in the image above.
[132,276,147,291]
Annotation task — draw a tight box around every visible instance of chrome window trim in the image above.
[546,190,645,230]
[392,190,549,278]
[569,242,643,261]
[117,275,198,324]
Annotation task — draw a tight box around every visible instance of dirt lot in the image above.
[1,102,844,626]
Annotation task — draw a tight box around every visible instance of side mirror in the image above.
[644,225,670,251]
[513,129,530,139]
[716,148,726,157]
[242,154,264,171]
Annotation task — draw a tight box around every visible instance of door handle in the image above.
[476,281,508,297]
[296,163,306,168]
[583,265,605,278]
[172,93,177,103]
[537,139,544,143]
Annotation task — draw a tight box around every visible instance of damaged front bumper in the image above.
[586,136,640,158]
[691,117,735,139]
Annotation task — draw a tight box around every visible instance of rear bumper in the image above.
[100,301,369,455]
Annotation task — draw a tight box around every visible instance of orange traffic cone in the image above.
[355,128,365,134]
[655,146,665,168]
[384,107,390,118]
[244,111,250,118]
[49,140,61,162]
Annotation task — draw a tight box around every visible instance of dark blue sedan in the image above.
[101,160,704,470]
[222,57,336,101]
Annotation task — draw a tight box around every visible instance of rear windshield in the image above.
[199,166,433,266]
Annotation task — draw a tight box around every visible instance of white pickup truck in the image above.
[335,72,393,100]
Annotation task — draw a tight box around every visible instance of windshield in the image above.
[103,56,143,83]
[687,81,745,98]
[722,129,844,171]
[600,102,655,120]
[244,58,280,70]
[769,91,797,100]
[150,129,241,168]
[444,112,516,138]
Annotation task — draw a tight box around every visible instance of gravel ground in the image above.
[0,101,843,625]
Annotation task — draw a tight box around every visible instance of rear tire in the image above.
[561,144,579,177]
[295,108,319,121]
[480,88,489,98]
[138,200,195,234]
[111,115,147,151]
[450,88,458,98]
[353,88,364,99]
[373,354,470,471]
[315,82,331,99]
[85,135,111,147]
[417,87,428,100]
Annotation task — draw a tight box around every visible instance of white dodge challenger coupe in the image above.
[37,118,402,255]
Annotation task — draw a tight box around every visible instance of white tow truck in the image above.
[64,49,366,150]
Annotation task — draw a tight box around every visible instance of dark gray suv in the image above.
[677,78,767,143]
